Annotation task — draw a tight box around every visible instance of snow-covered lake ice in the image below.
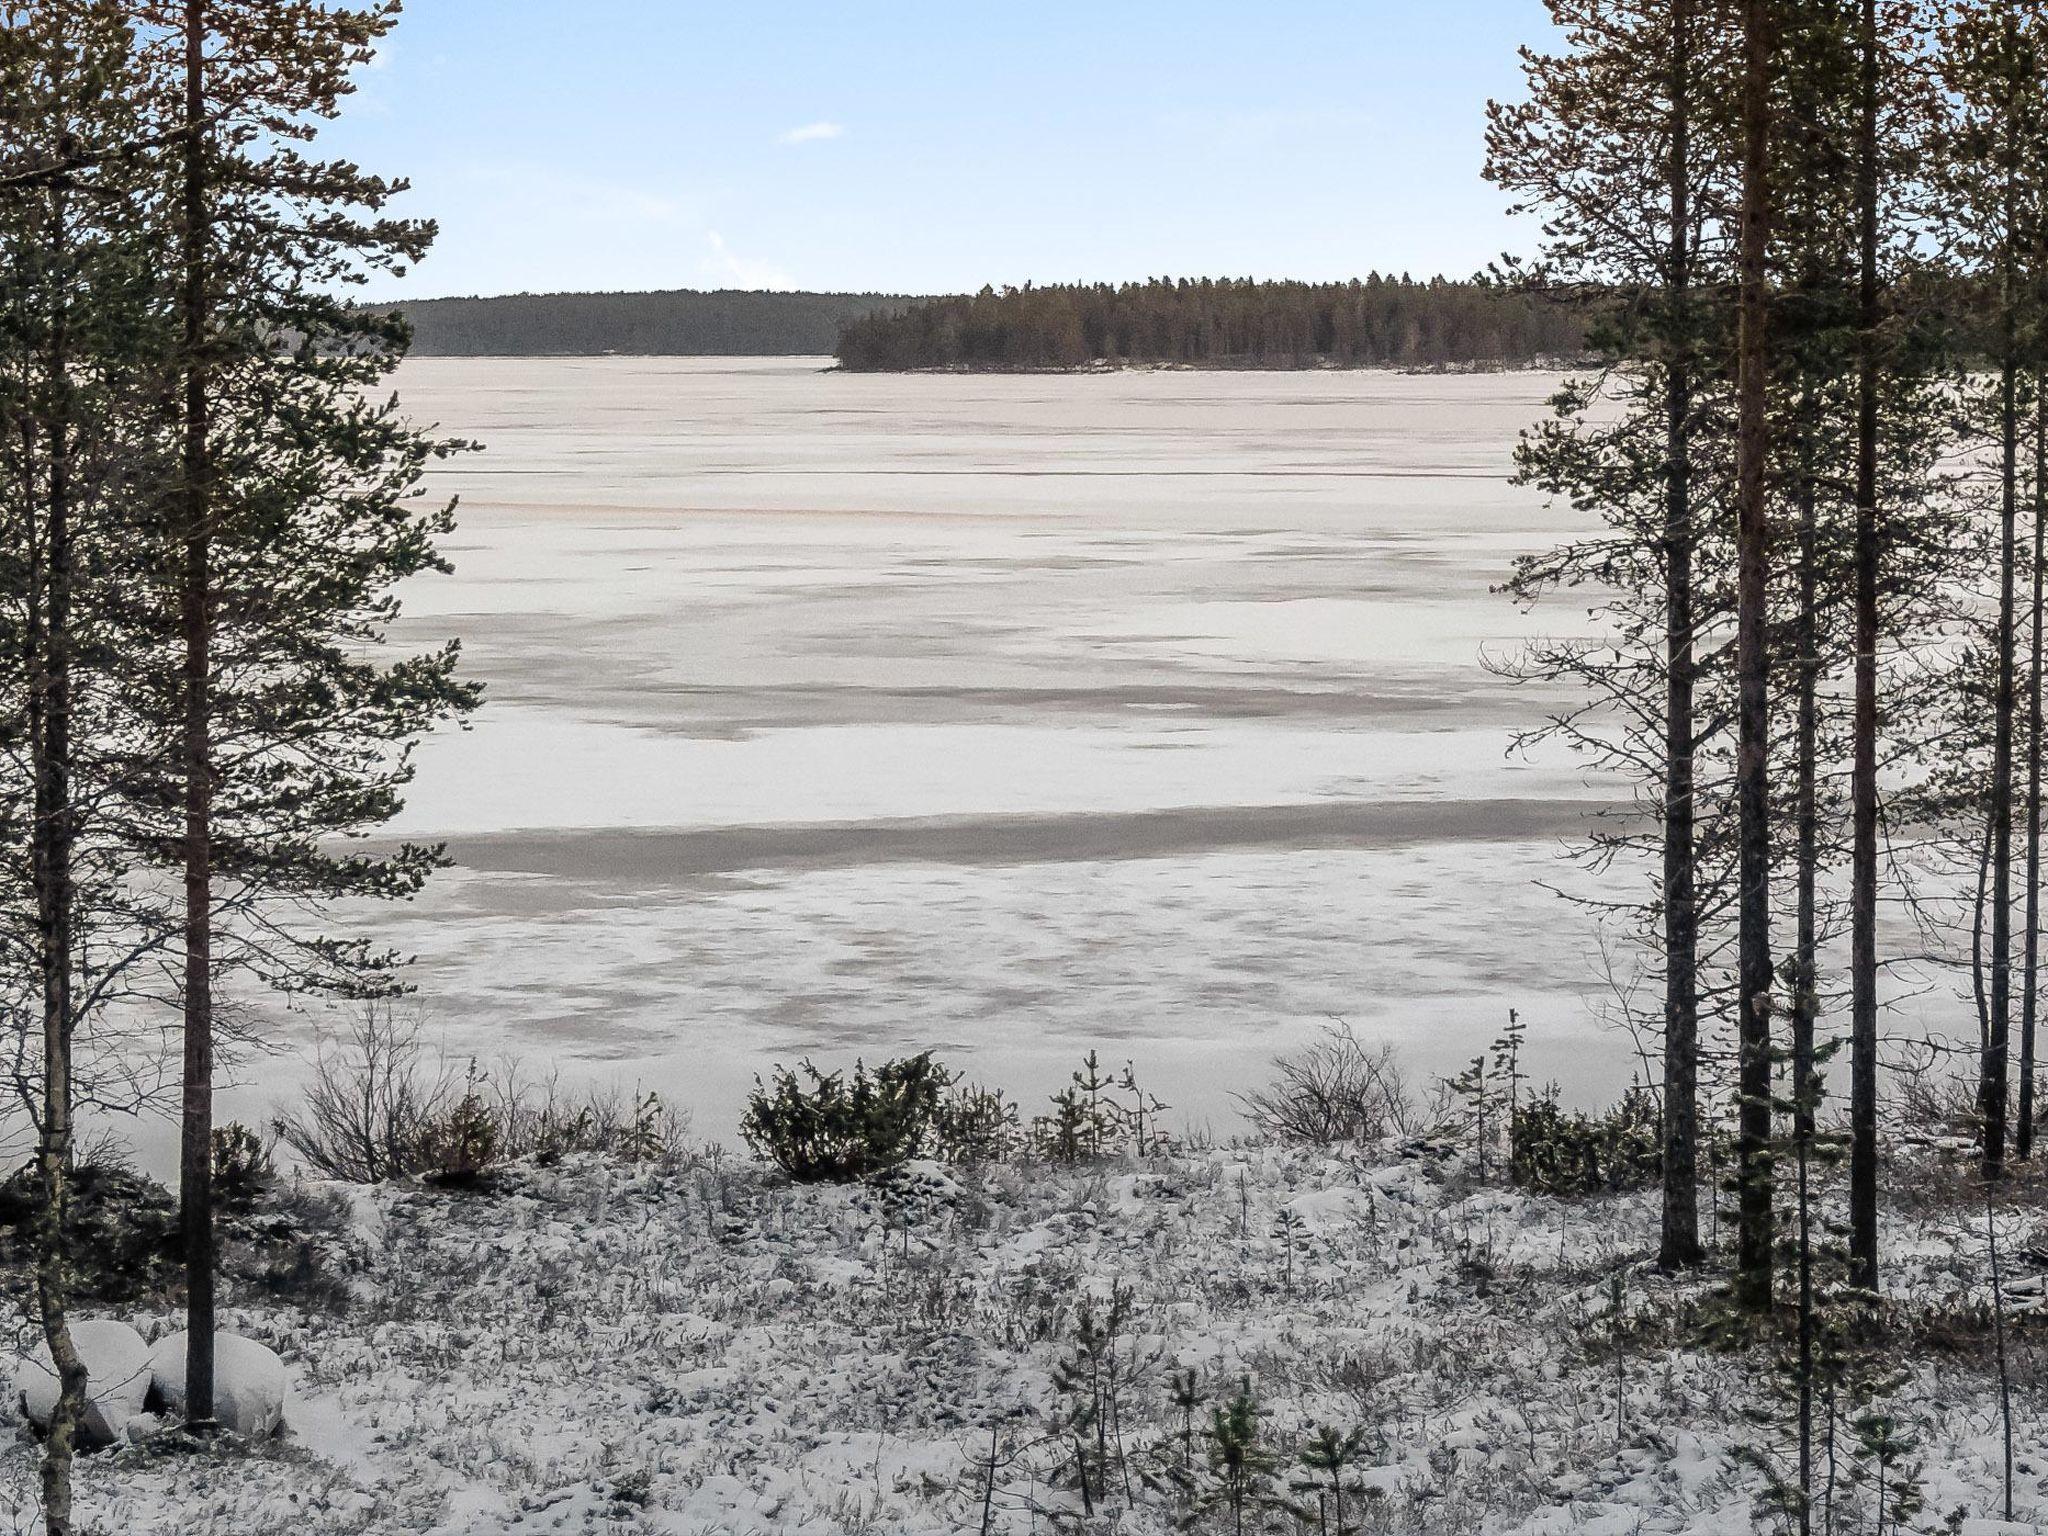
[246,358,1641,1140]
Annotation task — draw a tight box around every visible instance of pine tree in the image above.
[1931,0,2048,1183]
[0,5,172,1528]
[127,0,479,1421]
[1485,0,1739,1275]
[1730,0,1779,1317]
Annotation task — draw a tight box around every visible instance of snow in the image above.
[3,1141,2039,1533]
[14,1318,151,1449]
[133,360,1651,1175]
[146,1333,286,1439]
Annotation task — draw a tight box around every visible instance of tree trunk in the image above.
[1659,0,1705,1274]
[29,177,88,1536]
[178,0,217,1424]
[1982,43,2020,1182]
[2022,378,2044,1160]
[1734,0,1778,1315]
[1793,432,1819,1535]
[1848,0,1882,1292]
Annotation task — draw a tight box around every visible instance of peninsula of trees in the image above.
[390,288,914,357]
[831,275,1590,371]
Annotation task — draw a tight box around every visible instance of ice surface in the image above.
[179,360,1654,1149]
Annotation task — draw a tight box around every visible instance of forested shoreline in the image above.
[832,276,1590,371]
[387,288,913,357]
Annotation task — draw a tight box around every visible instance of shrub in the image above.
[0,1153,181,1305]
[1029,1052,1173,1164]
[414,1080,501,1187]
[274,1005,451,1183]
[933,1082,1023,1165]
[1238,1023,1417,1145]
[211,1122,277,1212]
[741,1052,951,1182]
[1508,1086,1661,1196]
[276,1006,688,1184]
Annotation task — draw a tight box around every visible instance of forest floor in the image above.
[2,1132,2044,1535]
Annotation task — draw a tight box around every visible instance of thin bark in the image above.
[178,0,217,1423]
[29,176,87,1536]
[2020,377,2043,1160]
[1793,442,1819,1533]
[1982,22,2020,1181]
[1848,0,1882,1290]
[1659,0,1704,1274]
[1734,0,1777,1314]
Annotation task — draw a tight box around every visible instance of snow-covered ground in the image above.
[8,1133,2040,1535]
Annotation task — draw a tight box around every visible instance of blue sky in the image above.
[333,1,1557,300]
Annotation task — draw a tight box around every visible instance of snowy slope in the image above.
[2,1142,2040,1534]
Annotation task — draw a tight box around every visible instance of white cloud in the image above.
[703,231,795,291]
[778,121,845,145]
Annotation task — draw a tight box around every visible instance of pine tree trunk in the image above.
[1734,0,1778,1315]
[1983,51,2020,1182]
[30,178,88,1536]
[178,0,217,1423]
[2022,382,2044,1161]
[1659,0,1705,1274]
[1793,441,1819,1535]
[1848,0,1883,1293]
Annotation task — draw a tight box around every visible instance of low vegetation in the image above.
[5,1037,2036,1533]
[272,1008,684,1188]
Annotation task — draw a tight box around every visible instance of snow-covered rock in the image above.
[13,1318,152,1448]
[145,1332,286,1438]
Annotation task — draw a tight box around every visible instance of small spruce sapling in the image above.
[1849,1411,1923,1536]
[1184,1381,1296,1536]
[1290,1423,1369,1536]
[1168,1367,1207,1478]
[1272,1206,1305,1296]
[1446,1054,1498,1182]
[1050,1281,1156,1514]
[1493,1007,1527,1166]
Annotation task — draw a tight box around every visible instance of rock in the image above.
[14,1317,153,1449]
[146,1332,286,1438]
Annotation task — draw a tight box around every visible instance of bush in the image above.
[741,1053,951,1182]
[1508,1086,1661,1196]
[1237,1023,1417,1145]
[275,1006,688,1184]
[932,1082,1023,1165]
[0,1153,181,1305]
[274,1006,451,1183]
[1028,1052,1173,1164]
[414,1082,501,1188]
[211,1122,277,1212]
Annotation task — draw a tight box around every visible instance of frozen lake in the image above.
[255,358,1633,1143]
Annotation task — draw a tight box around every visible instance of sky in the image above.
[333,1,1559,301]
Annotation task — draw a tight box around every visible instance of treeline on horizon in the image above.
[831,275,1591,371]
[389,288,914,357]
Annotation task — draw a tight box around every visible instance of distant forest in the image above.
[390,289,914,356]
[832,277,1589,371]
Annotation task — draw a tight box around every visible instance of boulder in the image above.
[14,1318,153,1448]
[146,1332,286,1438]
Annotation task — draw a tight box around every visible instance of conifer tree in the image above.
[1729,0,1779,1316]
[1,4,172,1526]
[1847,0,1884,1294]
[1486,0,1739,1275]
[129,0,478,1422]
[1930,0,2048,1182]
